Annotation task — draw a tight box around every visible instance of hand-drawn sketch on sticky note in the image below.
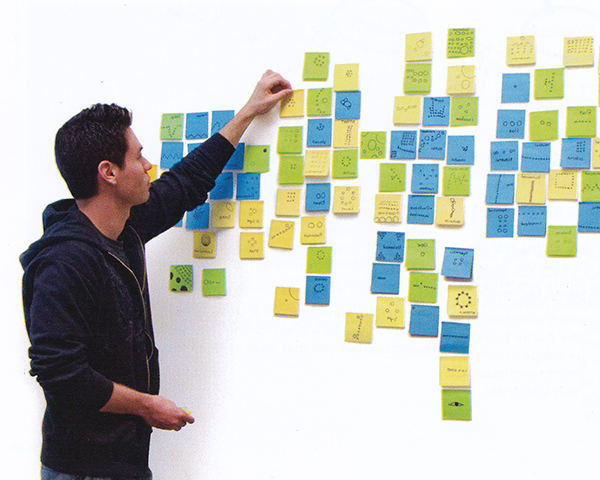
[160,113,184,140]
[360,132,386,159]
[405,32,432,62]
[332,149,358,179]
[236,172,261,200]
[376,231,405,263]
[506,35,535,66]
[408,271,438,303]
[379,163,406,193]
[307,119,333,147]
[300,216,326,245]
[209,172,234,200]
[529,111,558,141]
[407,195,435,225]
[581,171,600,202]
[418,130,447,160]
[374,194,402,224]
[439,356,470,388]
[561,138,591,169]
[393,96,421,125]
[440,322,471,354]
[305,276,331,305]
[268,220,295,249]
[447,28,475,58]
[534,68,564,99]
[279,90,305,118]
[160,142,184,169]
[211,110,234,136]
[210,201,236,229]
[521,142,550,173]
[186,203,210,230]
[193,231,216,259]
[566,107,596,138]
[548,170,577,201]
[371,263,401,295]
[244,145,270,173]
[202,268,226,296]
[390,130,417,160]
[578,202,600,233]
[274,287,300,316]
[450,97,478,126]
[170,265,193,292]
[185,112,209,140]
[447,65,475,95]
[501,73,530,103]
[486,174,515,205]
[441,247,474,279]
[306,246,332,274]
[490,141,519,171]
[447,285,477,317]
[239,200,263,229]
[304,150,330,177]
[333,120,359,148]
[376,297,405,328]
[305,183,331,212]
[546,226,577,257]
[405,239,435,270]
[239,231,264,260]
[442,166,470,196]
[563,36,594,67]
[278,155,304,185]
[411,164,439,193]
[447,135,474,165]
[333,186,360,214]
[404,63,432,94]
[435,197,464,227]
[277,126,303,155]
[335,91,361,120]
[517,205,547,237]
[423,97,450,126]
[307,88,333,117]
[333,63,359,91]
[496,110,526,139]
[486,207,515,237]
[303,52,330,81]
[345,312,373,344]
[275,188,301,216]
[516,174,546,205]
[442,389,471,421]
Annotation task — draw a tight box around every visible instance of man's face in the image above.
[115,128,152,207]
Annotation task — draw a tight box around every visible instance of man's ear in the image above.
[97,160,119,187]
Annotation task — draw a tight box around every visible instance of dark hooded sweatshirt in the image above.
[20,133,234,478]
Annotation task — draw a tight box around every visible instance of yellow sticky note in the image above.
[274,287,300,316]
[374,194,401,223]
[563,36,594,67]
[393,96,421,125]
[333,186,360,214]
[345,313,373,343]
[192,231,216,259]
[333,63,359,91]
[516,173,546,205]
[304,149,330,177]
[300,216,326,245]
[210,201,236,228]
[238,200,263,228]
[447,65,475,95]
[447,285,477,318]
[268,220,295,249]
[148,165,158,182]
[376,297,405,328]
[439,356,470,388]
[279,90,305,118]
[548,170,578,201]
[435,197,464,227]
[405,32,432,62]
[593,138,600,169]
[275,188,301,217]
[506,35,535,66]
[239,232,264,260]
[333,120,359,148]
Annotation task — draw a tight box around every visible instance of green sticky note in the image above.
[170,265,193,292]
[408,272,438,303]
[307,88,333,117]
[332,149,358,179]
[277,126,303,154]
[529,111,558,141]
[405,239,435,270]
[404,63,432,94]
[161,113,184,140]
[278,155,304,185]
[534,68,564,100]
[566,106,596,138]
[442,390,471,421]
[379,163,406,192]
[306,246,332,274]
[244,145,270,173]
[447,28,475,58]
[581,171,600,202]
[450,97,478,127]
[202,268,226,296]
[303,52,330,81]
[442,166,470,196]
[360,132,386,159]
[547,226,577,257]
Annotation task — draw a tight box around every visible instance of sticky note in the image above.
[447,28,475,58]
[534,68,564,100]
[148,165,158,182]
[563,37,594,67]
[193,231,216,259]
[409,304,439,337]
[450,97,478,126]
[376,297,405,328]
[516,174,546,205]
[300,216,326,245]
[592,138,600,168]
[486,208,514,237]
[268,220,295,249]
[405,239,435,270]
[278,155,304,185]
[211,110,234,136]
[440,322,471,354]
[447,285,477,318]
[332,149,358,179]
[236,172,260,200]
[411,164,439,193]
[360,132,386,159]
[546,226,577,257]
[418,129,447,160]
[404,63,432,94]
[442,390,471,421]
[405,32,432,62]
[442,166,470,196]
[333,120,359,148]
[375,231,405,263]
[506,35,535,66]
[371,263,401,295]
[345,313,373,344]
[333,63,359,91]
[490,141,519,171]
[238,200,263,228]
[423,97,450,127]
[486,174,515,204]
[441,247,474,279]
[306,246,332,274]
[244,145,270,173]
[390,131,417,160]
[379,163,406,192]
[210,201,236,228]
[169,265,193,292]
[333,186,360,214]
[407,195,435,225]
[275,188,301,216]
[374,194,402,223]
[517,206,547,237]
[279,90,305,118]
[303,52,330,81]
[496,110,526,139]
[548,170,578,201]
[335,91,361,120]
[566,107,596,138]
[304,150,330,177]
[160,142,184,169]
[277,126,303,155]
[561,138,591,169]
[446,65,475,95]
[408,272,438,303]
[581,171,600,202]
[501,73,530,103]
[209,172,234,200]
[521,142,551,173]
[185,112,209,140]
[224,142,245,171]
[305,276,331,305]
[160,113,184,140]
[274,287,300,316]
[446,135,475,165]
[305,183,331,212]
[393,96,421,125]
[440,356,470,388]
[435,197,464,227]
[578,202,600,232]
[306,119,332,147]
[186,203,210,230]
[307,88,333,117]
[239,232,264,260]
[529,111,558,142]
[202,268,226,296]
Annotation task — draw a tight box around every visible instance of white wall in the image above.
[2,0,600,479]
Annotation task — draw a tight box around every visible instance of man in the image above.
[20,70,292,480]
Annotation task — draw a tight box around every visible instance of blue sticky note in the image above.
[390,130,417,159]
[376,231,405,263]
[486,174,515,204]
[486,208,515,237]
[422,97,451,127]
[440,321,471,354]
[209,172,234,200]
[496,110,526,139]
[521,142,551,173]
[490,141,519,171]
[305,183,331,212]
[517,206,547,237]
[560,138,592,169]
[441,247,474,279]
[224,142,245,171]
[236,173,261,200]
[211,110,235,135]
[411,163,439,194]
[371,263,401,295]
[305,276,331,305]
[186,112,209,140]
[446,135,475,165]
[418,130,447,159]
[409,305,440,337]
[501,73,530,103]
[578,202,600,233]
[160,142,184,169]
[407,195,435,225]
[185,203,210,230]
[188,142,202,154]
[306,118,332,147]
[335,91,361,119]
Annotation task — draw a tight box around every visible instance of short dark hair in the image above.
[55,103,132,199]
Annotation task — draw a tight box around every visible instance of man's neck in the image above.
[76,196,131,241]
